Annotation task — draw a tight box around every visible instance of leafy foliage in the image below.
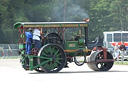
[0,0,128,43]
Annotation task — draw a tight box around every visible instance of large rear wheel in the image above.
[37,44,66,73]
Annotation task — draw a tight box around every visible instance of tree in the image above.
[84,0,111,40]
[0,0,128,43]
[0,0,52,43]
[110,0,128,31]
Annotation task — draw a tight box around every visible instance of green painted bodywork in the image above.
[65,41,78,50]
[21,55,52,71]
[65,39,85,50]
[29,55,52,70]
[20,39,87,71]
[19,44,25,50]
[15,22,89,71]
[65,39,86,57]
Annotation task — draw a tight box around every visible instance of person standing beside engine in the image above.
[114,43,119,63]
[33,28,42,50]
[25,28,33,55]
[119,41,126,64]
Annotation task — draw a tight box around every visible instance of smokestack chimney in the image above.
[83,18,90,22]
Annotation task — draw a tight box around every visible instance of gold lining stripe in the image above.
[64,49,91,52]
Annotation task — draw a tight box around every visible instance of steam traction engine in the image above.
[14,21,114,73]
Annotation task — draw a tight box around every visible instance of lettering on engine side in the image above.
[69,44,75,47]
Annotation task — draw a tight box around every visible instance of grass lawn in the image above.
[0,56,21,59]
[114,61,128,65]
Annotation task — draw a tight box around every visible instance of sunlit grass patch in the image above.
[114,61,128,65]
[0,56,21,59]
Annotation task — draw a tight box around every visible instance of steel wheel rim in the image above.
[87,51,114,71]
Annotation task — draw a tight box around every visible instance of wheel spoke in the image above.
[54,49,59,56]
[48,46,52,55]
[55,59,61,64]
[51,47,56,54]
[39,56,51,60]
[40,60,50,66]
[53,62,58,68]
[44,48,49,53]
[44,64,48,68]
[56,57,63,60]
[50,62,54,70]
[55,53,62,57]
[44,63,51,70]
[46,64,50,70]
[49,62,52,70]
[41,52,48,57]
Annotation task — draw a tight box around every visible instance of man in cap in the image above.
[25,28,33,55]
[119,41,126,64]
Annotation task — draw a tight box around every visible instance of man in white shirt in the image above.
[33,28,42,50]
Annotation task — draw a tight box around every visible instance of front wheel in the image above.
[87,51,114,71]
[37,44,66,73]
